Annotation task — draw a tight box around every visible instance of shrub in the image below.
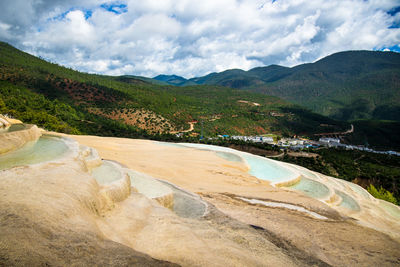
[367,184,398,205]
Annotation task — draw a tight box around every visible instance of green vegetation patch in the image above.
[367,184,397,205]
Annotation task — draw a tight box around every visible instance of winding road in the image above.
[314,124,354,136]
[170,122,195,134]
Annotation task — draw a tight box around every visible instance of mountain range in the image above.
[152,51,400,122]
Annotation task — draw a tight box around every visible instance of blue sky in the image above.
[0,0,399,78]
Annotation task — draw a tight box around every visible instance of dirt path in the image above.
[170,122,195,134]
[314,124,354,136]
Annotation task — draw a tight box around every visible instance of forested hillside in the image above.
[0,42,349,138]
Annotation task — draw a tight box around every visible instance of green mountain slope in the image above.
[0,41,349,138]
[259,51,400,121]
[156,51,400,122]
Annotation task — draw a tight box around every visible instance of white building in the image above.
[319,137,340,144]
[231,136,274,143]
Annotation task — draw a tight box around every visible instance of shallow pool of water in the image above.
[0,135,69,170]
[159,180,207,219]
[379,200,400,219]
[169,143,242,163]
[128,169,206,218]
[215,151,243,163]
[288,177,331,199]
[159,142,186,149]
[242,154,297,183]
[128,170,172,199]
[177,143,297,183]
[298,168,319,180]
[91,160,123,184]
[342,180,371,199]
[335,190,360,211]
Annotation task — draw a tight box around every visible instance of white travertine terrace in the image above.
[281,163,400,237]
[1,131,303,266]
[0,114,42,155]
[0,124,42,155]
[1,123,399,266]
[127,169,174,209]
[162,142,400,238]
[79,145,175,209]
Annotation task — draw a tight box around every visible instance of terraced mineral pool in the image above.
[159,180,207,219]
[0,135,69,170]
[287,177,331,199]
[215,151,243,162]
[128,170,172,199]
[178,143,298,183]
[159,142,186,149]
[379,200,400,219]
[128,169,207,218]
[298,168,319,180]
[335,190,360,211]
[341,180,371,200]
[165,142,242,163]
[241,154,298,183]
[91,160,124,184]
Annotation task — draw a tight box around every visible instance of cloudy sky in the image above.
[0,0,399,78]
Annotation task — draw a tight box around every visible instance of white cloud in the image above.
[0,0,399,78]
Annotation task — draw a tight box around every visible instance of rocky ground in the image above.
[202,193,400,266]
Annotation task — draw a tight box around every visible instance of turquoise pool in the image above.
[288,177,331,199]
[215,151,243,163]
[0,135,69,170]
[335,190,360,211]
[379,200,400,219]
[91,160,124,184]
[241,153,298,183]
[342,180,371,199]
[177,143,298,183]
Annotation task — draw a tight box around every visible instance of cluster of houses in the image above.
[318,137,400,156]
[220,135,317,149]
[215,134,400,156]
[278,138,318,149]
[228,135,274,143]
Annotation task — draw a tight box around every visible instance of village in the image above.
[215,134,400,156]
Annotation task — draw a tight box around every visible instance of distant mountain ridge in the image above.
[153,51,400,121]
[153,74,191,86]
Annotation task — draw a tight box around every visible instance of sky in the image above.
[0,0,399,78]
